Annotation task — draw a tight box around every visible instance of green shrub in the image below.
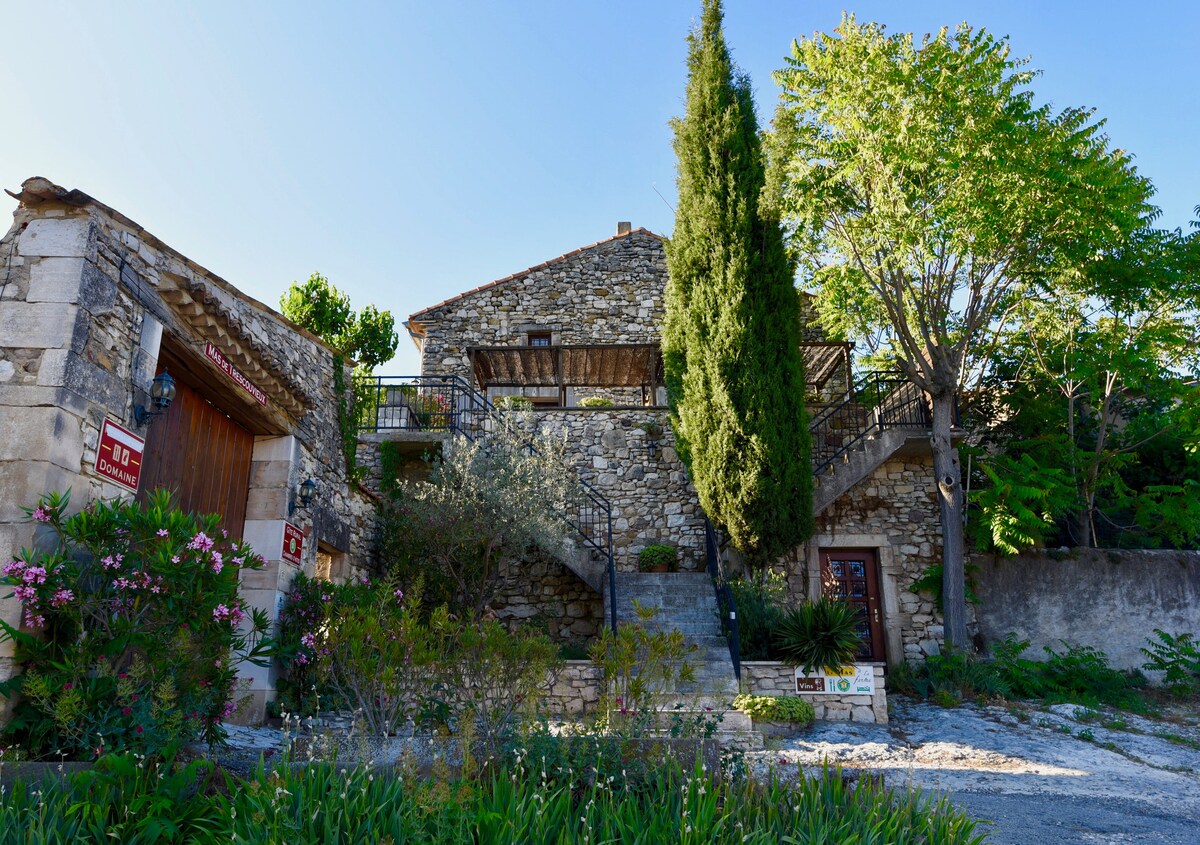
[775,598,863,674]
[728,574,790,660]
[493,395,533,411]
[0,491,275,760]
[588,601,696,718]
[637,544,678,571]
[893,634,1148,711]
[1141,629,1200,694]
[732,693,815,725]
[577,396,615,408]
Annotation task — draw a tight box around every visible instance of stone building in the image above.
[405,224,946,665]
[0,178,375,720]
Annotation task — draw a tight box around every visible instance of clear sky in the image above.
[2,1,1196,372]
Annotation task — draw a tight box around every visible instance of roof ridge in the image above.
[408,227,663,321]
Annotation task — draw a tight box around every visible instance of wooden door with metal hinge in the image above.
[820,548,886,662]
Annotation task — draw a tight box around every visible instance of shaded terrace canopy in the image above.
[469,344,665,389]
[467,341,852,392]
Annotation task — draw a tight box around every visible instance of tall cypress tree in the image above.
[663,0,813,565]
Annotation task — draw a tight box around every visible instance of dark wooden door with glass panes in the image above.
[819,549,885,662]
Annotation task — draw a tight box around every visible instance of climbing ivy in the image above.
[332,356,366,484]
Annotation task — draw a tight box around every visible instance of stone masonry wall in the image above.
[533,408,705,572]
[544,661,604,718]
[412,229,666,380]
[492,553,603,644]
[740,662,888,724]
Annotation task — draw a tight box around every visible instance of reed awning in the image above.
[469,344,665,388]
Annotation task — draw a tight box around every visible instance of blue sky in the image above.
[2,1,1196,372]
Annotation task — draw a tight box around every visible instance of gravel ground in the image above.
[748,698,1200,844]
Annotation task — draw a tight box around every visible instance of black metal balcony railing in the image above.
[358,374,618,633]
[809,372,933,476]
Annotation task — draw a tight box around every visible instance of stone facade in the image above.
[491,552,604,643]
[532,408,704,572]
[409,229,667,382]
[0,179,376,721]
[740,662,888,724]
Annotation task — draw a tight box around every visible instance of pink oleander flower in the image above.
[101,555,122,571]
[393,588,404,604]
[156,529,169,537]
[50,588,74,608]
[13,585,37,603]
[232,556,244,566]
[1,559,24,577]
[300,632,317,649]
[23,611,46,628]
[187,532,214,552]
[32,506,51,523]
[221,699,236,719]
[221,529,228,539]
[210,551,224,574]
[22,566,48,585]
[171,555,180,564]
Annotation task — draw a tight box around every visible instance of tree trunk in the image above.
[930,391,970,650]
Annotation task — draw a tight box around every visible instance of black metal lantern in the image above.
[134,370,177,426]
[290,478,317,515]
[298,478,317,508]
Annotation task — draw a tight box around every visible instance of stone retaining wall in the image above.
[740,661,888,724]
[544,661,604,717]
[972,548,1200,673]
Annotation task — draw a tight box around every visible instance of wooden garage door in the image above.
[138,375,254,539]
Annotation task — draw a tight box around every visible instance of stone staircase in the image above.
[604,572,761,748]
[811,427,914,514]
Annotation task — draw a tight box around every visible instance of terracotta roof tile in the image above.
[408,227,663,321]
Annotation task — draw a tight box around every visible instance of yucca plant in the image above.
[775,598,863,674]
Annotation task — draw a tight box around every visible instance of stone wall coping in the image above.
[533,406,668,413]
[741,660,886,669]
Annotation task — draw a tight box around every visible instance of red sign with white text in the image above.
[96,419,145,492]
[204,341,269,406]
[281,522,304,567]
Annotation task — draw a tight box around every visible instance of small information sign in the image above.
[795,664,876,695]
[281,522,304,567]
[95,419,145,493]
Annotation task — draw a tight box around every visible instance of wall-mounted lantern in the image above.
[289,478,317,516]
[134,371,177,426]
[641,419,663,459]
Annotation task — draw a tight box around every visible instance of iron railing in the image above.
[359,374,618,633]
[704,517,741,684]
[809,372,933,476]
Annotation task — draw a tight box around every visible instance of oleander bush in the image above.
[0,491,274,760]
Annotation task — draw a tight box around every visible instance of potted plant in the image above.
[638,544,677,573]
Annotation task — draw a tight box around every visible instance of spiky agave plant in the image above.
[775,598,863,674]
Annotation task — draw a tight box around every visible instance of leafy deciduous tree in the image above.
[664,0,813,565]
[280,272,399,370]
[768,16,1153,646]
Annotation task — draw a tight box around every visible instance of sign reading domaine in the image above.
[204,341,268,406]
[96,419,145,493]
[795,664,875,695]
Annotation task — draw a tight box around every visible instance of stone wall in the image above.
[971,548,1200,673]
[544,661,604,718]
[740,662,888,724]
[532,408,704,572]
[0,180,376,721]
[492,552,603,644]
[410,229,666,380]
